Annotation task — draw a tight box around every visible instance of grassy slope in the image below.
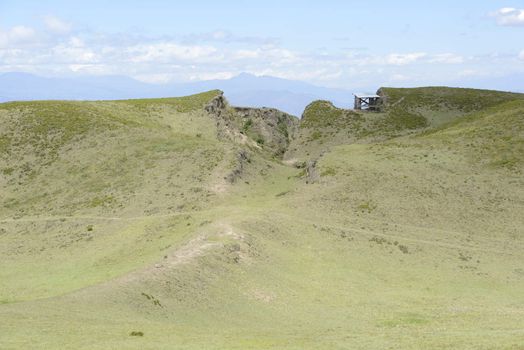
[0,90,234,301]
[286,87,524,161]
[1,88,524,349]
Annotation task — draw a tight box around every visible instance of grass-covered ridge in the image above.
[1,87,524,349]
[0,90,228,219]
[301,100,361,128]
[286,86,524,162]
[379,86,524,113]
[379,86,524,128]
[421,99,524,171]
[116,89,223,112]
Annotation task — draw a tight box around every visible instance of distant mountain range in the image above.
[0,72,355,116]
[2,71,521,116]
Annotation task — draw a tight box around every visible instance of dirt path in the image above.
[273,212,520,255]
[3,207,518,255]
[0,210,211,224]
[86,221,244,291]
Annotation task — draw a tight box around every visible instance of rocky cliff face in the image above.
[232,106,298,157]
[204,91,299,158]
[204,91,227,115]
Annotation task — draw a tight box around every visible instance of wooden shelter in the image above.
[353,93,381,111]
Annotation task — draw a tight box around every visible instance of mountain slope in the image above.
[1,88,523,349]
[285,86,524,161]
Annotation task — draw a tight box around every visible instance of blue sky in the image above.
[0,0,523,88]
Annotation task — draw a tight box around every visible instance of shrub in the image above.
[311,131,322,140]
[242,119,253,133]
[358,201,376,212]
[2,167,14,176]
[321,167,336,176]
[398,244,409,254]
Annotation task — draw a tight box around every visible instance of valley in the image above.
[1,87,523,349]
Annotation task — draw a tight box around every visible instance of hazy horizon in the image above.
[1,0,523,90]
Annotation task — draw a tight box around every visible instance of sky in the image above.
[0,0,523,88]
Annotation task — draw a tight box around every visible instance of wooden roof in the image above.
[354,93,380,99]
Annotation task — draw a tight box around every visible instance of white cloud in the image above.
[9,26,36,41]
[68,64,108,74]
[390,73,410,82]
[43,15,72,34]
[385,52,427,65]
[0,21,519,89]
[459,69,480,77]
[52,37,98,63]
[68,36,85,48]
[256,68,342,82]
[210,31,227,40]
[491,7,524,26]
[188,71,235,81]
[0,26,37,48]
[127,42,219,63]
[183,30,278,45]
[429,53,464,64]
[133,73,177,84]
[233,49,261,59]
[232,46,299,65]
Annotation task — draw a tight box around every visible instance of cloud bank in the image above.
[0,14,521,88]
[491,8,524,26]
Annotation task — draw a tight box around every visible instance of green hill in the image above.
[285,87,524,161]
[1,88,523,349]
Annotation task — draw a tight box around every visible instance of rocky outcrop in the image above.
[203,92,299,158]
[225,150,250,184]
[204,92,226,115]
[233,106,299,157]
[305,160,319,184]
[204,91,236,140]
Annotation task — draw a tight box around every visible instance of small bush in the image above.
[358,201,376,213]
[276,191,290,197]
[294,161,307,169]
[321,167,336,176]
[88,195,114,208]
[311,131,322,140]
[130,331,144,337]
[242,119,253,133]
[398,244,409,254]
[2,167,14,176]
[369,236,390,245]
[459,252,471,261]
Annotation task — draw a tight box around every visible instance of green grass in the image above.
[1,87,524,349]
[379,86,524,114]
[286,86,524,163]
[118,89,223,112]
[301,100,361,128]
[420,99,524,170]
[0,101,105,156]
[382,107,428,130]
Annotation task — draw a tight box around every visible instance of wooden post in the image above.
[354,96,361,110]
